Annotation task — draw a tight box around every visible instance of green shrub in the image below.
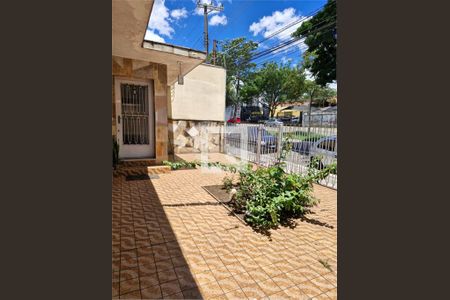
[235,136,336,228]
[162,160,200,170]
[237,161,335,228]
[163,160,243,172]
[222,175,234,192]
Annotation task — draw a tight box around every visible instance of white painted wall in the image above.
[169,64,226,122]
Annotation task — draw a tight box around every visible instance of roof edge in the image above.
[142,40,206,59]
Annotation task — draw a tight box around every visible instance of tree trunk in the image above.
[269,105,276,118]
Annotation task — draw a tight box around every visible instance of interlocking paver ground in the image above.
[112,154,337,299]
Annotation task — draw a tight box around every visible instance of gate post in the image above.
[256,124,262,165]
[277,124,283,159]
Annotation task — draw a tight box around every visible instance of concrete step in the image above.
[113,165,170,177]
[119,159,158,167]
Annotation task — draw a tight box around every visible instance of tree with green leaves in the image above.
[315,86,337,107]
[216,37,258,117]
[242,62,306,117]
[293,0,336,86]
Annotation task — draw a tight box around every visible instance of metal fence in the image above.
[302,112,337,127]
[223,118,337,189]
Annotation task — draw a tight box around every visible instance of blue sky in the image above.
[146,0,329,68]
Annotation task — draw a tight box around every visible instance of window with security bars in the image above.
[121,84,150,145]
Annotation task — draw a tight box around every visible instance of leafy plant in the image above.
[216,37,258,118]
[241,62,306,117]
[222,175,234,192]
[234,137,336,228]
[112,138,119,169]
[292,0,336,86]
[162,160,200,170]
[162,160,244,172]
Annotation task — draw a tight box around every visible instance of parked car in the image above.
[226,126,278,153]
[227,117,241,124]
[264,118,283,126]
[291,140,312,155]
[290,117,300,123]
[308,136,337,170]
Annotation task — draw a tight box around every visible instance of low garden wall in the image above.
[168,119,225,154]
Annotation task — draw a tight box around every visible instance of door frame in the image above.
[114,76,156,159]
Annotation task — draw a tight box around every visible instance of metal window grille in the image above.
[121,84,149,145]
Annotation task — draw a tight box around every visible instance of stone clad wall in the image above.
[168,120,224,154]
[112,56,169,163]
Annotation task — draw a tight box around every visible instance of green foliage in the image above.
[234,137,336,228]
[112,138,119,169]
[162,160,200,170]
[216,38,258,110]
[292,0,336,86]
[315,86,337,107]
[222,175,234,192]
[301,79,336,111]
[162,160,244,173]
[284,131,325,142]
[243,62,305,117]
[303,80,322,104]
[238,162,335,228]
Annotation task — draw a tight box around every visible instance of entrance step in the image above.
[113,164,170,177]
[119,159,158,168]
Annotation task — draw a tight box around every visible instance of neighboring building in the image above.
[112,0,206,162]
[303,105,338,127]
[168,64,226,153]
[274,103,317,118]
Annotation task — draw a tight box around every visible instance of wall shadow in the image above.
[112,176,203,299]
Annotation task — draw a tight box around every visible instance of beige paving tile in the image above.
[217,277,241,294]
[160,280,182,297]
[200,280,225,299]
[224,288,247,300]
[241,283,267,299]
[257,278,283,296]
[233,272,257,289]
[112,158,337,300]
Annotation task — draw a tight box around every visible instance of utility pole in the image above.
[196,1,223,56]
[212,40,217,65]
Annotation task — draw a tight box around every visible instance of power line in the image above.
[220,0,335,54]
[248,19,336,63]
[220,11,314,55]
[254,12,336,60]
[252,26,336,67]
[253,43,303,66]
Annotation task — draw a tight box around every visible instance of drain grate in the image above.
[125,174,159,181]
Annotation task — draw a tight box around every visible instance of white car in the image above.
[264,118,283,126]
[309,136,337,169]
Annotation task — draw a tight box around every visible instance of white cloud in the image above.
[171,8,188,20]
[148,0,174,38]
[249,8,310,53]
[144,29,165,43]
[209,15,228,26]
[146,1,192,42]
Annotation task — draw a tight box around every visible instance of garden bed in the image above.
[202,185,246,223]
